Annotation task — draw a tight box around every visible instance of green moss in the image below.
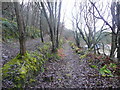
[59,38,65,47]
[80,54,86,59]
[3,54,21,76]
[2,52,46,88]
[2,42,60,88]
[90,65,98,69]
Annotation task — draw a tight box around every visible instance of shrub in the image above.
[2,52,44,88]
[0,17,18,41]
[99,65,113,77]
[2,42,59,88]
[0,17,41,41]
[90,65,98,69]
[26,26,41,39]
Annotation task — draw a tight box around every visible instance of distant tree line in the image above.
[72,0,120,61]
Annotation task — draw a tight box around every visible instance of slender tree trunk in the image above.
[74,31,80,48]
[92,4,96,54]
[110,2,117,58]
[41,2,55,52]
[116,2,120,61]
[14,2,26,56]
[40,30,44,43]
[40,11,44,43]
[102,43,106,55]
[117,35,120,61]
[56,2,62,48]
[40,2,62,52]
[110,33,117,58]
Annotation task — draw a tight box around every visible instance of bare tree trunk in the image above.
[93,4,96,54]
[40,2,62,52]
[56,2,62,48]
[40,2,55,52]
[110,33,117,58]
[14,2,26,56]
[116,2,120,61]
[110,2,117,58]
[102,43,106,56]
[40,10,44,43]
[40,21,44,42]
[117,35,120,61]
[74,31,80,48]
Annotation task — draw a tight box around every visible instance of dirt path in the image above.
[28,42,120,88]
[2,39,120,88]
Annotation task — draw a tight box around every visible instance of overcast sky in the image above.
[61,0,112,30]
[19,0,78,30]
[61,0,75,30]
[18,0,112,31]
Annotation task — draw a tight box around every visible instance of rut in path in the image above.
[29,42,119,88]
